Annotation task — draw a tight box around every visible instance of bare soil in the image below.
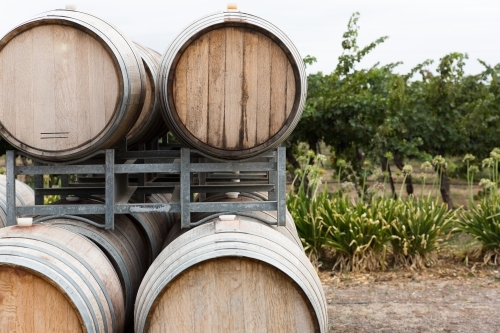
[321,262,500,332]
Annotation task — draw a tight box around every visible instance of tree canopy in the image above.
[289,13,500,206]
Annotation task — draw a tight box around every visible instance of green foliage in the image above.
[303,55,317,67]
[321,196,393,271]
[290,12,397,181]
[389,196,456,268]
[456,148,500,265]
[289,12,500,205]
[287,185,328,264]
[288,177,395,271]
[287,150,459,271]
[287,148,329,263]
[288,186,455,271]
[288,11,500,268]
[43,175,61,204]
[292,143,327,194]
[407,53,470,158]
[291,148,500,269]
[458,197,500,265]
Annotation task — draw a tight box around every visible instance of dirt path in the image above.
[322,268,500,332]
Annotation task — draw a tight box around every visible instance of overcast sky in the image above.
[0,0,498,75]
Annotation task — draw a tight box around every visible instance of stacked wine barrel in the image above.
[133,9,327,333]
[157,10,306,160]
[135,194,327,333]
[0,7,328,333]
[0,224,126,332]
[0,9,165,161]
[0,8,175,333]
[0,194,177,332]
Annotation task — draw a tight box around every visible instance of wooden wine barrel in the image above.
[135,219,328,333]
[0,224,125,333]
[165,192,302,249]
[0,9,145,161]
[40,197,148,323]
[158,10,306,159]
[126,43,167,147]
[0,175,34,227]
[129,193,178,261]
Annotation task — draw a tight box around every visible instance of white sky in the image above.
[0,0,498,75]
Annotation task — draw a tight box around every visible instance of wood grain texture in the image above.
[0,8,150,161]
[174,52,188,125]
[0,31,16,143]
[242,260,267,332]
[171,27,296,151]
[242,30,259,147]
[126,43,164,147]
[16,28,34,149]
[54,25,78,149]
[223,27,244,149]
[0,224,126,333]
[286,62,296,119]
[256,33,272,145]
[135,219,327,333]
[147,258,317,333]
[32,26,56,150]
[186,34,209,143]
[0,267,84,333]
[131,192,177,261]
[0,24,120,151]
[87,31,107,142]
[128,62,153,138]
[207,29,226,147]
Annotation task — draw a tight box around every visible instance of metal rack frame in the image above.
[5,147,287,230]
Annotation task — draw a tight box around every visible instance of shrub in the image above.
[389,196,456,268]
[457,196,500,265]
[287,151,459,271]
[320,195,393,271]
[287,188,328,265]
[287,149,329,265]
[456,148,500,265]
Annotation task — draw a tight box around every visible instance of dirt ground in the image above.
[320,263,500,333]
